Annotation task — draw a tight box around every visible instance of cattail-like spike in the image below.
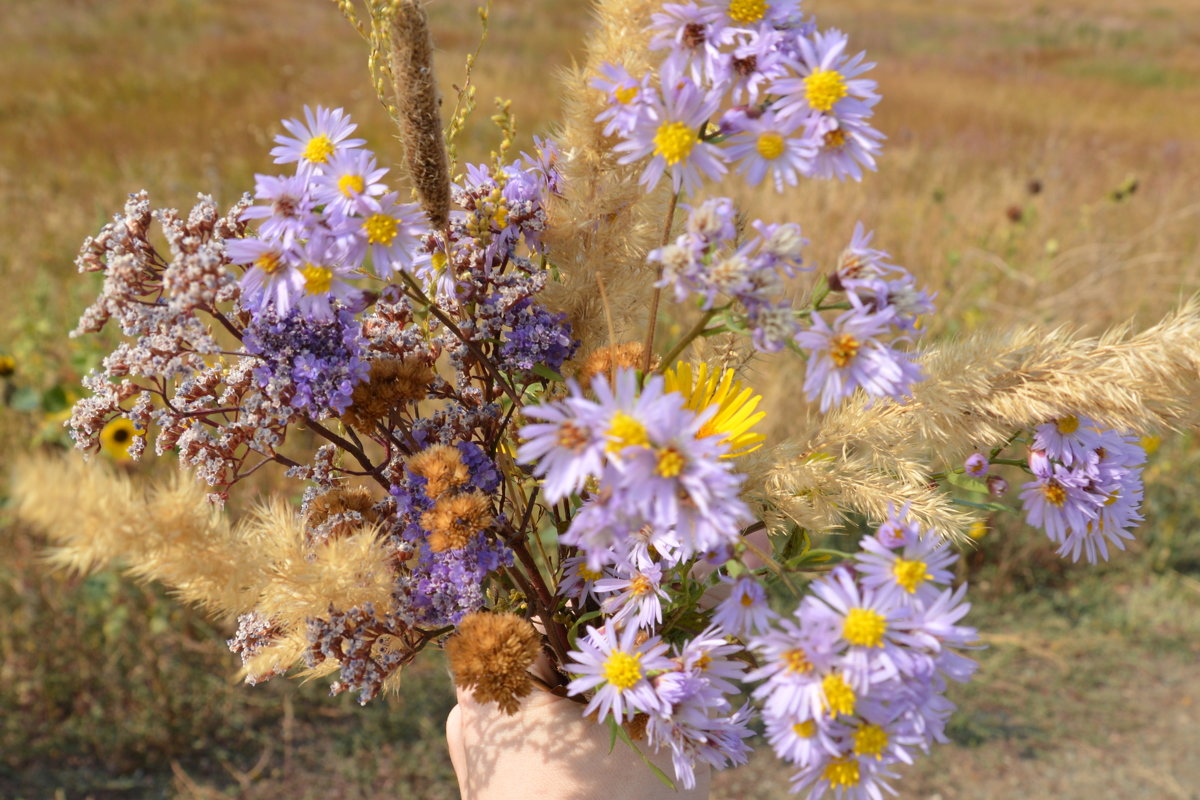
[384,0,451,228]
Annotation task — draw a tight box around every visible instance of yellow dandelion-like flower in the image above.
[99,418,143,461]
[0,354,16,376]
[663,361,766,458]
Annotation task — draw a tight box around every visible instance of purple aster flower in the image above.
[726,26,791,103]
[292,234,362,322]
[711,573,776,638]
[648,3,730,86]
[270,105,366,171]
[613,64,727,193]
[593,62,654,137]
[964,453,989,478]
[1019,457,1100,545]
[773,27,880,122]
[558,555,608,605]
[339,192,427,279]
[747,614,841,720]
[795,304,923,412]
[706,0,803,28]
[226,236,304,316]
[516,381,607,503]
[724,108,818,190]
[518,135,565,195]
[1032,414,1103,466]
[310,148,389,217]
[566,623,674,723]
[241,172,315,247]
[834,223,935,330]
[596,562,670,629]
[809,109,886,181]
[856,530,957,606]
[801,569,909,689]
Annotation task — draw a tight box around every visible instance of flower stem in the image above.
[641,191,680,374]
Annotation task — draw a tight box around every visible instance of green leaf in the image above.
[607,717,619,754]
[41,384,69,413]
[8,386,40,412]
[945,471,989,494]
[531,363,565,383]
[612,723,676,789]
[951,497,1013,513]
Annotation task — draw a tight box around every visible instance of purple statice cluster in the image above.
[597,1,882,193]
[1019,415,1146,563]
[795,224,931,412]
[229,105,428,320]
[566,624,754,790]
[242,307,369,418]
[744,513,975,799]
[517,367,752,569]
[495,301,578,377]
[651,197,808,352]
[389,441,513,627]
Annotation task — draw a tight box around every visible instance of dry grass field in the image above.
[1,0,1198,797]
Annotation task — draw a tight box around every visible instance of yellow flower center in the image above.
[805,69,849,113]
[822,673,856,717]
[656,447,685,477]
[1043,481,1067,507]
[823,128,847,149]
[756,131,786,160]
[792,720,816,738]
[254,250,283,275]
[431,251,448,271]
[606,411,650,453]
[364,213,398,245]
[739,591,756,607]
[602,650,643,691]
[892,558,931,594]
[1056,415,1080,435]
[301,264,333,295]
[783,647,812,674]
[578,565,603,582]
[614,85,639,105]
[653,121,698,166]
[302,134,335,164]
[824,758,861,788]
[843,607,887,648]
[728,0,768,24]
[829,333,860,368]
[338,173,365,198]
[630,574,654,596]
[854,724,889,759]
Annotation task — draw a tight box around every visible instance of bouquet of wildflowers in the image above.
[17,0,1200,796]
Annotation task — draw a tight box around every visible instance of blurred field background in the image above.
[2,0,1199,797]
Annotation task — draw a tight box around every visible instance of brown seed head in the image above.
[422,491,494,552]
[576,341,653,385]
[386,0,450,228]
[342,358,433,431]
[446,612,541,715]
[407,444,470,499]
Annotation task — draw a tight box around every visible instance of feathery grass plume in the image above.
[748,301,1200,541]
[11,453,266,616]
[816,301,1200,465]
[446,612,541,714]
[539,0,668,359]
[383,0,451,228]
